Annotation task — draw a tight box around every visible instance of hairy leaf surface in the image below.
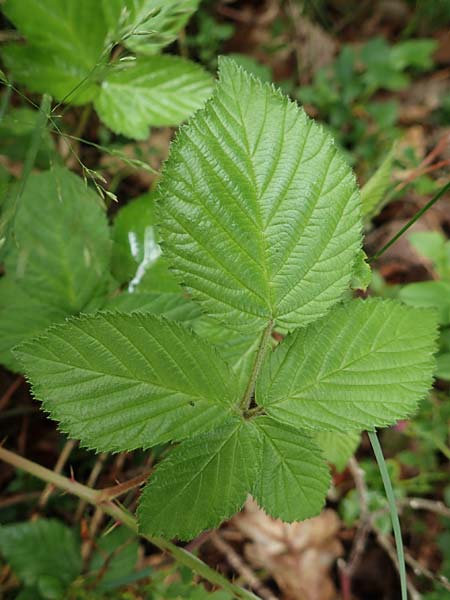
[16,313,237,452]
[257,298,437,430]
[158,57,362,331]
[95,56,212,139]
[253,417,330,521]
[138,419,261,539]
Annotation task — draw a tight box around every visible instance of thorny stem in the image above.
[0,445,261,600]
[240,320,274,413]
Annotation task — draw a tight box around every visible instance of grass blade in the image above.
[369,180,450,262]
[368,430,407,600]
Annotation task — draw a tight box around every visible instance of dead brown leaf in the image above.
[231,499,342,600]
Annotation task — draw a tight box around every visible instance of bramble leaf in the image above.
[0,519,81,589]
[252,417,330,521]
[1,0,109,104]
[158,57,362,331]
[16,313,237,452]
[257,298,437,431]
[0,279,67,372]
[138,419,261,540]
[0,167,111,369]
[4,167,111,313]
[94,56,213,139]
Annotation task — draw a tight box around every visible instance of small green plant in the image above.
[1,0,212,139]
[298,37,437,171]
[14,59,438,542]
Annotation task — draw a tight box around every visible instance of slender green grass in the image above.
[369,180,450,262]
[368,430,408,600]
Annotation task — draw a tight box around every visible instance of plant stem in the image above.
[0,445,261,600]
[240,320,274,412]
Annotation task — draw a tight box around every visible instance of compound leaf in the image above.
[158,57,361,331]
[16,313,237,452]
[138,418,261,539]
[0,519,81,589]
[94,56,213,139]
[257,298,437,431]
[253,417,330,521]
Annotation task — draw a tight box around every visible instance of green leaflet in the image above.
[257,298,438,431]
[0,167,111,370]
[252,417,330,521]
[95,56,212,139]
[1,0,108,105]
[0,519,82,589]
[158,58,362,331]
[138,418,261,540]
[4,167,111,313]
[315,431,360,472]
[15,313,237,452]
[0,278,67,372]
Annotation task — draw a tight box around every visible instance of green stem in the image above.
[240,320,274,412]
[368,431,407,600]
[0,446,261,600]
